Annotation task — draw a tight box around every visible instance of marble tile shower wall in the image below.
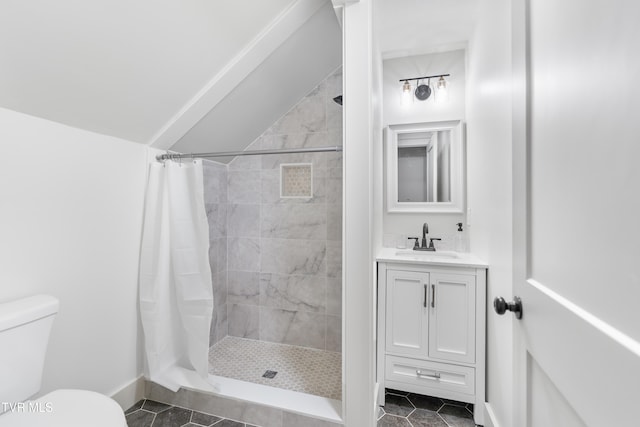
[225,67,343,352]
[203,160,229,346]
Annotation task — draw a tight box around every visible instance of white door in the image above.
[385,269,429,357]
[509,0,640,425]
[428,273,475,364]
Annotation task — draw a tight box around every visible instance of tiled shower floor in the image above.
[208,336,342,401]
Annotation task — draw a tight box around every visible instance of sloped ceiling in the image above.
[0,0,341,150]
[170,1,341,157]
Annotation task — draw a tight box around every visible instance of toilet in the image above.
[0,295,127,426]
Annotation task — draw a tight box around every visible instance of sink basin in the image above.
[394,250,459,259]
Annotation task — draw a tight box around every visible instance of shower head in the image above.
[333,95,343,106]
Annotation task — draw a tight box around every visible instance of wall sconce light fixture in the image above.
[399,74,450,105]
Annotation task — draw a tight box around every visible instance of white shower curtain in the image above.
[139,158,214,392]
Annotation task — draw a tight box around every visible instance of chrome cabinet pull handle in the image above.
[431,284,435,308]
[416,370,441,380]
[423,284,427,307]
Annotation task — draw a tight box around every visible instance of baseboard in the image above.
[373,382,380,418]
[484,402,500,427]
[110,375,146,410]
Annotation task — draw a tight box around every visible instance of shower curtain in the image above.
[139,158,214,392]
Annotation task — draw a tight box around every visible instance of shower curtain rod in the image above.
[156,146,343,162]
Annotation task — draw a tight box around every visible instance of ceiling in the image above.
[0,0,339,149]
[374,0,478,58]
[0,0,475,154]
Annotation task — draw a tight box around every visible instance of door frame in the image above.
[511,0,529,424]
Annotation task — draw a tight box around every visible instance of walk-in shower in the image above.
[171,67,345,423]
[142,67,344,424]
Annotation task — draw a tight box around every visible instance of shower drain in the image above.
[262,370,278,379]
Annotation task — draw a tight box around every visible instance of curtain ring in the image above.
[159,151,167,166]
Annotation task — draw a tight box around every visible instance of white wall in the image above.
[379,51,466,248]
[0,108,146,398]
[466,0,513,425]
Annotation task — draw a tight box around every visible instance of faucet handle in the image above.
[428,238,442,249]
[407,237,420,249]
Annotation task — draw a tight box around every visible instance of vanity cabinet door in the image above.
[428,273,476,364]
[385,269,430,358]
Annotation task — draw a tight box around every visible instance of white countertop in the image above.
[377,247,488,268]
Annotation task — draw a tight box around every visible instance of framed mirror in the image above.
[385,120,464,213]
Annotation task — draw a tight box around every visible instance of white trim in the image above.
[484,402,501,427]
[527,279,640,357]
[380,42,469,61]
[148,0,327,150]
[373,381,381,423]
[109,375,145,410]
[510,0,528,424]
[331,0,360,6]
[342,0,377,425]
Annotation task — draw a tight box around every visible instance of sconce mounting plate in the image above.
[415,84,432,101]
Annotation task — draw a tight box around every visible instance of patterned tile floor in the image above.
[125,399,258,427]
[377,389,479,427]
[208,336,342,400]
[125,392,478,427]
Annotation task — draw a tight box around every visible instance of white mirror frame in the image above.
[385,120,464,213]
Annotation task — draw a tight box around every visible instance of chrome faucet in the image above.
[422,223,429,249]
[407,222,441,251]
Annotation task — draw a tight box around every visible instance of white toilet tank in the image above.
[0,295,59,404]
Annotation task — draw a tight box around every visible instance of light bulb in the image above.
[401,80,413,107]
[435,76,449,103]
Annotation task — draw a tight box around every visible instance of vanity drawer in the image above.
[385,355,475,396]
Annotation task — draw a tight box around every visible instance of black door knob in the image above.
[493,296,523,319]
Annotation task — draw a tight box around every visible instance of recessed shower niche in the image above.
[280,163,313,198]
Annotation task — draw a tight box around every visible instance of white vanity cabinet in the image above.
[377,254,487,425]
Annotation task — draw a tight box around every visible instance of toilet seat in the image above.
[0,389,126,427]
